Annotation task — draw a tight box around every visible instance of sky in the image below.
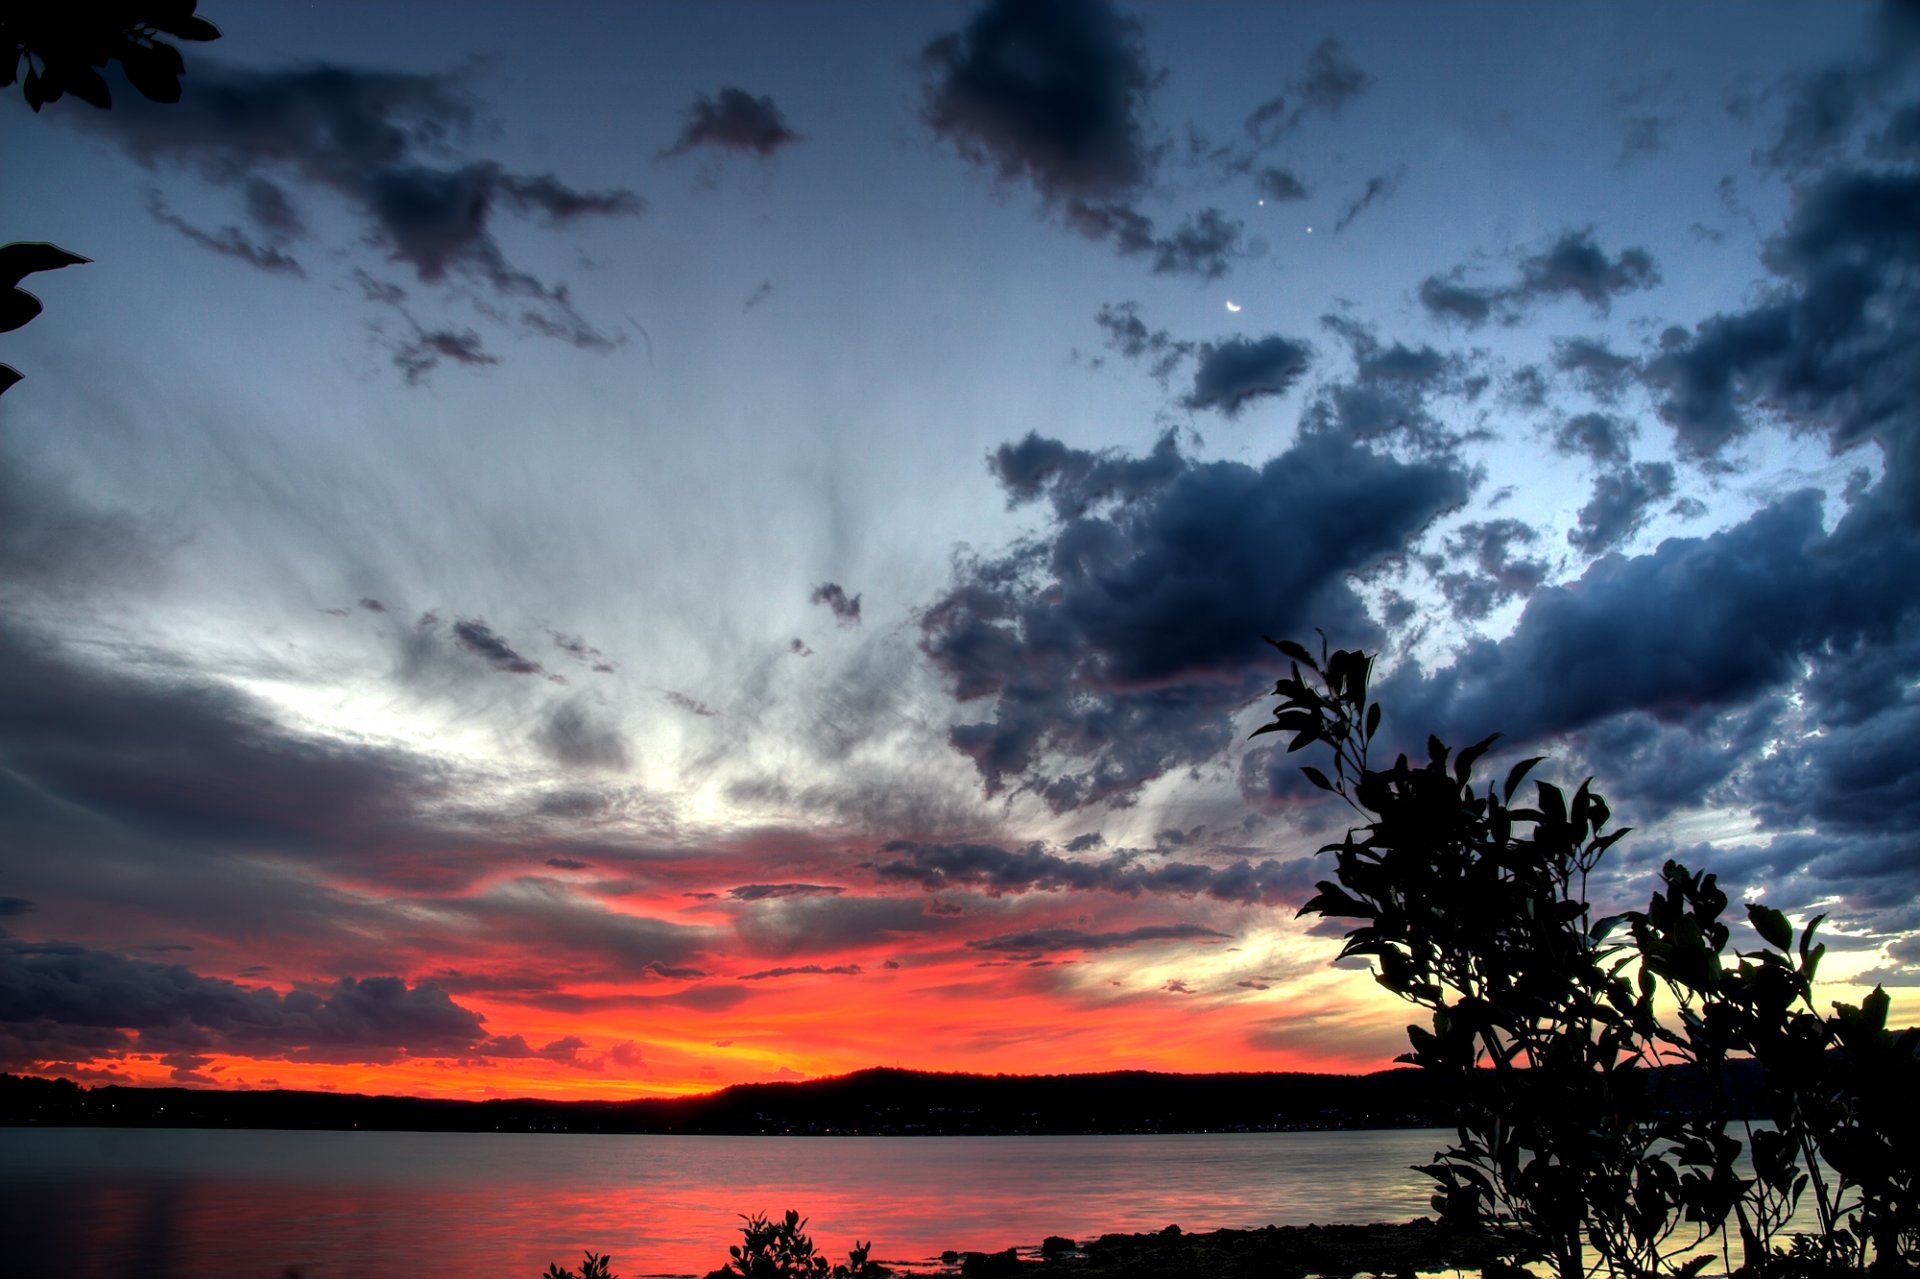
[2,0,1918,1101]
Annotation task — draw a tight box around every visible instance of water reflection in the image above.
[2,1128,1444,1278]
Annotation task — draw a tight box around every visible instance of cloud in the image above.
[1643,168,1920,521]
[872,839,1319,907]
[392,326,499,384]
[921,431,1468,809]
[1435,519,1548,620]
[145,190,305,276]
[1389,486,1920,753]
[1298,318,1467,453]
[1244,39,1372,145]
[737,963,863,981]
[1333,168,1403,232]
[0,622,448,853]
[1092,301,1191,383]
[534,701,631,771]
[966,923,1229,958]
[1419,229,1659,326]
[68,58,640,371]
[920,0,1245,280]
[661,690,718,719]
[920,0,1157,201]
[451,618,545,675]
[810,582,863,627]
[1551,337,1638,402]
[988,428,1185,519]
[660,88,801,159]
[727,884,845,902]
[1255,167,1308,201]
[0,940,488,1069]
[1553,412,1637,465]
[1062,200,1246,280]
[1184,335,1313,416]
[1567,463,1677,556]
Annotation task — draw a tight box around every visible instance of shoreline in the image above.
[862,1221,1508,1279]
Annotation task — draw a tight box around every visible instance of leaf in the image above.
[1365,701,1380,740]
[65,65,114,109]
[1454,733,1499,784]
[1748,903,1793,951]
[1503,756,1545,802]
[0,288,44,334]
[1301,766,1334,792]
[0,364,22,397]
[1266,636,1317,668]
[0,241,93,288]
[1862,984,1889,1033]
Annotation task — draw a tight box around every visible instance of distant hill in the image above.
[0,1066,1455,1135]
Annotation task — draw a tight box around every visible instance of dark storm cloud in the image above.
[872,839,1318,906]
[967,923,1229,957]
[659,88,802,159]
[1387,486,1920,752]
[534,701,631,771]
[0,940,487,1068]
[988,427,1184,518]
[1184,335,1313,416]
[1567,462,1677,556]
[69,58,640,367]
[920,0,1246,280]
[1244,39,1372,145]
[737,964,862,981]
[1760,3,1920,171]
[921,431,1468,810]
[810,582,863,627]
[1872,100,1920,158]
[1420,231,1659,328]
[920,0,1157,200]
[0,623,446,851]
[145,191,305,276]
[1553,412,1637,465]
[1643,168,1920,521]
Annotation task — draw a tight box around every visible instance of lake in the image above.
[0,1126,1449,1279]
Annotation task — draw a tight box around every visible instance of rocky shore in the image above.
[938,1220,1510,1279]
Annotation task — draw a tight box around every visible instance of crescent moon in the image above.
[1225,301,1242,313]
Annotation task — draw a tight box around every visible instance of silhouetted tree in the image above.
[0,2,220,397]
[1262,635,1917,1278]
[4,1,220,111]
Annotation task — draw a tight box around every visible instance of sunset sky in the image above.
[3,0,1918,1100]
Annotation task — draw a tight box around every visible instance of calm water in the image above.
[0,1126,1448,1279]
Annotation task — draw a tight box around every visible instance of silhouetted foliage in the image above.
[3,1,220,111]
[1,3,218,397]
[544,1253,616,1279]
[1263,635,1918,1278]
[719,1210,881,1279]
[0,241,90,397]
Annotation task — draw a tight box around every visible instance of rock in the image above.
[961,1247,1023,1279]
[1041,1237,1077,1259]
